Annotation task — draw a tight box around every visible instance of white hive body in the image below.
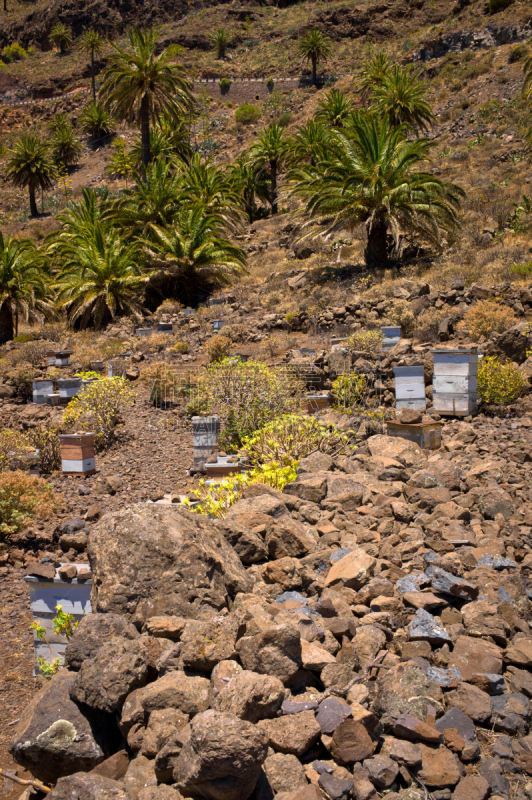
[192,415,220,468]
[394,365,426,411]
[382,326,400,352]
[32,379,54,404]
[432,349,478,416]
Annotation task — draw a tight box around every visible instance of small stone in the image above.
[393,713,442,744]
[452,775,490,800]
[409,609,452,645]
[330,719,377,765]
[316,697,352,734]
[58,564,78,580]
[363,755,399,788]
[318,773,354,800]
[388,739,422,767]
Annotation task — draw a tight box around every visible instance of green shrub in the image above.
[478,356,527,405]
[63,377,135,449]
[183,461,298,519]
[509,43,528,63]
[219,78,231,92]
[13,334,36,343]
[235,103,261,126]
[190,359,305,451]
[2,43,27,63]
[0,430,34,472]
[278,111,292,127]
[0,471,60,536]
[169,341,189,355]
[388,299,415,335]
[511,260,532,278]
[347,329,383,353]
[332,372,367,408]
[26,426,62,473]
[242,414,355,466]
[488,0,514,11]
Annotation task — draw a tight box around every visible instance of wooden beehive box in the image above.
[386,420,442,450]
[59,433,96,475]
[205,455,247,478]
[432,349,478,417]
[394,365,426,411]
[157,322,173,334]
[55,350,73,366]
[302,394,331,413]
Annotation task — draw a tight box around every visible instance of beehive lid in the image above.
[432,348,478,355]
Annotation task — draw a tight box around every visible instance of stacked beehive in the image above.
[394,365,426,411]
[432,349,478,417]
[59,433,96,475]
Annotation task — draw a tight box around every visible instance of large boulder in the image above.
[173,710,268,800]
[9,672,117,784]
[65,613,140,672]
[45,773,128,800]
[495,323,532,363]
[70,637,150,713]
[88,505,252,626]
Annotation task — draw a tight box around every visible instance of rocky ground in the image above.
[6,403,532,800]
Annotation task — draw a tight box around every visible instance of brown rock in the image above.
[417,744,462,787]
[505,636,532,667]
[257,710,321,756]
[448,636,503,680]
[58,564,78,580]
[236,625,302,683]
[89,751,129,781]
[452,774,490,800]
[330,720,377,765]
[212,670,284,722]
[388,739,422,767]
[326,549,376,590]
[442,728,465,753]
[301,639,337,671]
[445,682,492,724]
[392,714,442,744]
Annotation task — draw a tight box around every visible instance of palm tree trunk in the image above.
[271,158,278,215]
[141,93,151,172]
[29,184,38,218]
[312,54,317,85]
[365,215,388,267]
[0,300,13,345]
[90,51,96,101]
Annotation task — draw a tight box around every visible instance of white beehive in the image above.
[136,328,152,336]
[32,379,54,404]
[382,326,401,352]
[192,415,220,468]
[394,365,426,411]
[26,564,92,675]
[57,378,82,401]
[157,323,173,334]
[432,349,478,416]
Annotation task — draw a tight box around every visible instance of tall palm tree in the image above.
[248,123,291,214]
[229,156,270,223]
[54,223,148,329]
[79,29,106,101]
[290,113,463,266]
[0,234,51,343]
[370,65,435,133]
[49,22,73,54]
[129,115,192,168]
[99,26,193,168]
[146,208,247,295]
[6,134,56,217]
[47,187,116,250]
[316,89,355,129]
[298,29,332,85]
[209,27,231,59]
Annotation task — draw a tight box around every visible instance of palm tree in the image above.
[298,29,332,85]
[79,29,106,101]
[129,115,192,168]
[54,223,148,329]
[48,187,116,248]
[316,89,355,129]
[114,160,182,238]
[99,26,193,169]
[290,113,464,267]
[370,65,435,133]
[356,51,393,105]
[0,234,51,343]
[79,101,114,144]
[176,154,244,231]
[49,22,73,54]
[291,119,334,167]
[6,134,56,218]
[146,208,247,296]
[248,123,291,214]
[209,27,231,59]
[49,119,83,166]
[229,156,270,223]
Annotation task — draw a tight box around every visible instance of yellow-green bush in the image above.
[63,377,135,449]
[478,356,527,405]
[0,471,60,537]
[242,414,355,466]
[0,430,34,472]
[183,461,298,519]
[169,341,189,355]
[27,426,62,473]
[140,362,179,404]
[458,301,517,341]
[387,299,415,335]
[332,372,367,408]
